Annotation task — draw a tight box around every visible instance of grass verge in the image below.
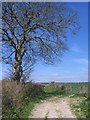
[70,95,90,119]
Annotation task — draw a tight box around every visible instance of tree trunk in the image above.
[13,60,22,82]
[13,45,24,82]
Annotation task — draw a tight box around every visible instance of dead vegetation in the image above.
[2,80,44,118]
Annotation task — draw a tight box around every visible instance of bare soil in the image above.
[29,97,77,118]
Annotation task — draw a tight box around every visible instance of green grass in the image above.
[19,82,88,118]
[71,96,90,119]
[19,100,35,118]
[18,88,67,118]
[44,82,88,95]
[3,82,88,118]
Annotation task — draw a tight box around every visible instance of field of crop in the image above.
[43,82,88,95]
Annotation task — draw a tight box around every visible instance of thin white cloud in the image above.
[70,44,80,53]
[73,58,88,65]
[31,69,88,83]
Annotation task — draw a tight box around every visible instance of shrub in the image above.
[61,85,65,91]
[25,83,44,98]
[2,80,25,118]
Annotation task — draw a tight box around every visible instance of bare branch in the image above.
[2,2,80,82]
[2,28,16,48]
[2,51,15,60]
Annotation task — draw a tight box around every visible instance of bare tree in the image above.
[2,2,80,82]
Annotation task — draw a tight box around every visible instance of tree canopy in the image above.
[2,2,80,82]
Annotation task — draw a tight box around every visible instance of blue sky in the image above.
[30,2,88,83]
[1,2,88,83]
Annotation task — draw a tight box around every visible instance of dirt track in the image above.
[29,97,77,118]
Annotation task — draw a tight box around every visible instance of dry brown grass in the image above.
[2,80,25,112]
[2,80,45,118]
